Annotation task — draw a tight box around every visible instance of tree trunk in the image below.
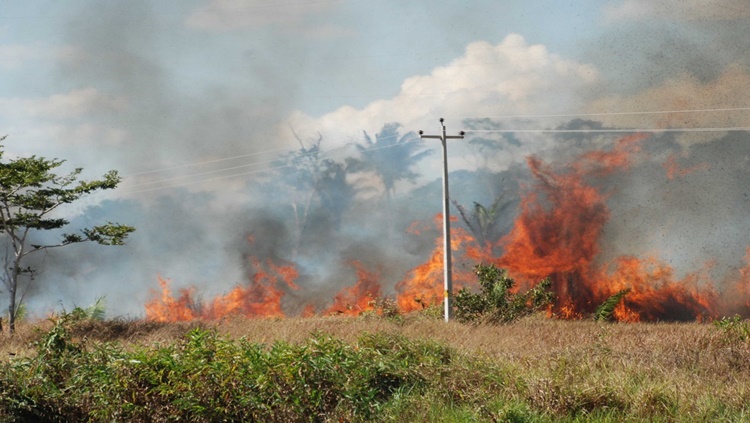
[8,284,15,334]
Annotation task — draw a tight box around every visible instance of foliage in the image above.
[594,289,631,322]
[454,264,554,324]
[355,123,432,198]
[452,196,515,247]
[0,142,134,333]
[714,315,750,344]
[0,314,457,422]
[3,316,750,422]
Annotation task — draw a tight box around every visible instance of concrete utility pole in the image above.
[419,118,464,322]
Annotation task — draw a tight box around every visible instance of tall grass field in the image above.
[1,312,750,422]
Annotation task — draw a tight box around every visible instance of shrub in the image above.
[714,315,750,344]
[454,264,554,324]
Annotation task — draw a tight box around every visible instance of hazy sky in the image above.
[2,0,750,316]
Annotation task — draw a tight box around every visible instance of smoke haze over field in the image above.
[2,1,750,319]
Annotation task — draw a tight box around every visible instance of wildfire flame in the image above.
[395,214,481,312]
[145,257,298,321]
[494,134,732,321]
[146,134,750,323]
[323,261,381,316]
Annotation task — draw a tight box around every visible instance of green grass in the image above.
[2,312,750,422]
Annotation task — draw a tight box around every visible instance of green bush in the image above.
[454,264,554,324]
[714,315,750,344]
[0,314,451,422]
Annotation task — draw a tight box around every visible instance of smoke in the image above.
[7,1,750,320]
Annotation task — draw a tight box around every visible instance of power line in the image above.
[122,145,296,177]
[450,106,750,120]
[123,124,749,191]
[465,127,750,134]
[121,134,420,195]
[121,124,750,194]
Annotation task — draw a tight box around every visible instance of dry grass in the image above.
[194,314,750,419]
[3,313,750,421]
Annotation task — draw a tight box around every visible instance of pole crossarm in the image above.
[418,118,464,322]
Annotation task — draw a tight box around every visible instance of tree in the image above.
[272,131,360,258]
[452,195,515,250]
[0,142,135,333]
[355,123,432,201]
[354,123,432,233]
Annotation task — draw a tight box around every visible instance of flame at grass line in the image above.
[323,261,381,316]
[395,214,493,312]
[146,134,750,322]
[145,257,298,322]
[493,134,748,321]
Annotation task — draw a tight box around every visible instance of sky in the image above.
[2,0,750,317]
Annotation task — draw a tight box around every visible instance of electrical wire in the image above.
[122,145,297,177]
[121,122,750,194]
[123,105,750,179]
[120,134,417,194]
[465,127,750,134]
[449,106,750,120]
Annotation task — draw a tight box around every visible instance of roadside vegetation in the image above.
[2,307,750,422]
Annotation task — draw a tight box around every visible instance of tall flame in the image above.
[146,133,750,323]
[395,214,481,312]
[495,134,726,320]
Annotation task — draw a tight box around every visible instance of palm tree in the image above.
[356,122,432,202]
[452,195,515,251]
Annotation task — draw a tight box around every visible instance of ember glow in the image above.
[146,134,750,323]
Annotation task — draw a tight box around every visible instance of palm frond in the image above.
[594,288,631,322]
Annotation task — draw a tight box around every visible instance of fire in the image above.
[323,261,381,316]
[598,257,719,322]
[147,133,750,323]
[145,277,200,322]
[395,214,480,312]
[145,257,299,321]
[495,133,730,321]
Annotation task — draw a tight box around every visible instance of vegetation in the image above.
[594,288,631,322]
[355,123,431,201]
[0,141,134,333]
[454,264,554,324]
[452,196,514,248]
[3,312,749,422]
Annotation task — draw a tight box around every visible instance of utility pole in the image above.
[419,118,464,322]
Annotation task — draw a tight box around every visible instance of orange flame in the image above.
[495,134,728,321]
[395,214,480,312]
[145,257,299,321]
[146,133,750,323]
[323,261,381,316]
[145,277,200,322]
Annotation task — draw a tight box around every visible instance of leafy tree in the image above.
[0,142,134,333]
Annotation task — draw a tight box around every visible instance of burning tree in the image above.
[0,139,135,333]
[452,195,515,254]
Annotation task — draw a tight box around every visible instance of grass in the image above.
[1,313,750,422]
